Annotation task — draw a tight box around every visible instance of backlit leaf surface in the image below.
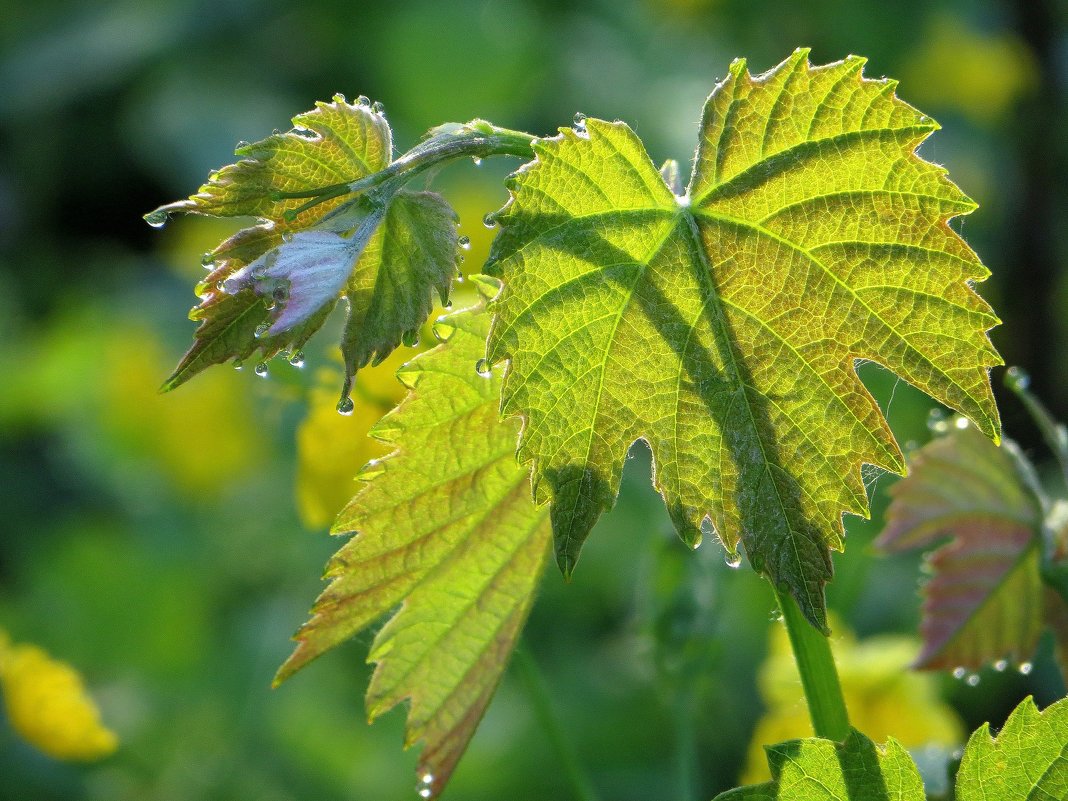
[485,49,1000,627]
[717,728,925,800]
[877,425,1045,671]
[276,301,551,798]
[956,695,1068,801]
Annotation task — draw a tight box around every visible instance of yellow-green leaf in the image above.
[485,49,1000,628]
[276,299,551,798]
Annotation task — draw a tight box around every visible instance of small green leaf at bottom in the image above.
[956,695,1068,801]
[716,728,925,800]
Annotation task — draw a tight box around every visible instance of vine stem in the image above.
[773,586,850,741]
[276,121,537,220]
[513,644,601,801]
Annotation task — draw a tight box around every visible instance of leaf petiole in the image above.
[773,585,850,741]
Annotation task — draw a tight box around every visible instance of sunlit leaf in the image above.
[276,298,551,798]
[956,695,1068,801]
[719,728,925,800]
[876,425,1045,671]
[485,49,1000,627]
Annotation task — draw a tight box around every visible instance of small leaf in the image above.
[154,98,457,395]
[956,695,1068,801]
[718,728,925,800]
[876,425,1046,671]
[276,299,551,798]
[486,49,1000,628]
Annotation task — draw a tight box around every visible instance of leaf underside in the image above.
[716,728,925,800]
[485,48,1000,628]
[956,695,1068,801]
[155,97,456,395]
[276,301,551,799]
[877,425,1046,671]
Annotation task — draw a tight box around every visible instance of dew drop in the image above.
[483,213,497,229]
[927,407,949,434]
[144,209,169,228]
[768,609,783,622]
[573,112,587,133]
[418,790,431,800]
[954,416,969,430]
[358,459,385,481]
[289,350,305,368]
[1019,661,1033,675]
[458,235,471,250]
[471,156,482,166]
[994,659,1008,672]
[254,361,269,378]
[475,358,492,377]
[333,92,347,103]
[337,397,355,415]
[965,673,980,687]
[421,773,434,786]
[201,252,214,267]
[724,550,742,569]
[236,140,251,149]
[1005,366,1031,391]
[952,667,967,680]
[233,360,244,371]
[401,329,420,348]
[254,322,270,339]
[371,100,386,115]
[356,95,371,107]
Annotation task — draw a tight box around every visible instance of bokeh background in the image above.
[1,0,1066,799]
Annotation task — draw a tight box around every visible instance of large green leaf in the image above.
[717,728,925,800]
[151,96,457,395]
[956,696,1068,800]
[876,425,1046,671]
[484,49,1000,627]
[276,297,551,799]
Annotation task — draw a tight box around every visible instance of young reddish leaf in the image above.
[485,49,1000,629]
[276,299,550,799]
[876,425,1045,671]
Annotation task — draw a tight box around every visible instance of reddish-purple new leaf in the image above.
[877,424,1045,671]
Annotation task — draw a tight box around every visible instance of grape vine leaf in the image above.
[956,695,1068,801]
[150,96,457,396]
[484,48,1000,628]
[275,296,551,799]
[716,728,926,800]
[876,424,1046,672]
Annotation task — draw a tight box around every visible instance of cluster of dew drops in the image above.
[951,659,1033,688]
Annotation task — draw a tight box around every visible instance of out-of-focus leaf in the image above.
[742,618,962,784]
[277,297,550,798]
[485,49,1000,629]
[877,425,1045,671]
[956,695,1068,801]
[719,728,925,800]
[152,97,457,396]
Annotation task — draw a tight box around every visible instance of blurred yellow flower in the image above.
[295,348,413,529]
[0,632,118,761]
[742,618,962,784]
[902,14,1036,125]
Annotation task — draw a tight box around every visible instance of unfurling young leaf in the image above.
[718,728,926,800]
[955,695,1068,801]
[484,48,1000,628]
[275,297,551,799]
[876,424,1047,673]
[151,96,456,399]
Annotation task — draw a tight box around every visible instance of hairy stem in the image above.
[513,644,600,801]
[774,586,850,741]
[279,121,536,220]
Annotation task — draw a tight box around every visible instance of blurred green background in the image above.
[1,0,1066,799]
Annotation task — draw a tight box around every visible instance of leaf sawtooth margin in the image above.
[484,49,1001,629]
[275,299,551,799]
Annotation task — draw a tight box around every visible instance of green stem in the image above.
[773,586,850,741]
[513,644,600,801]
[1004,366,1068,491]
[278,120,536,220]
